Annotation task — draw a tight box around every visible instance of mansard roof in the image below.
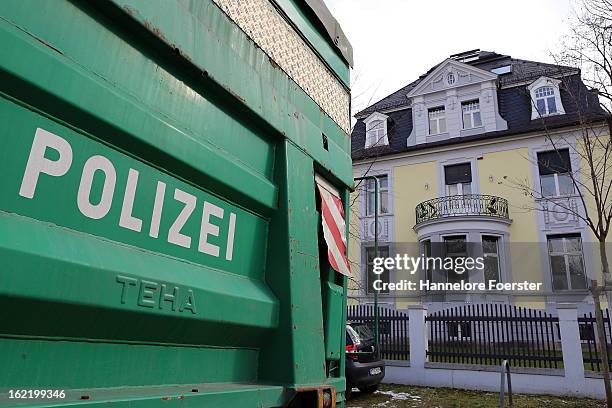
[351,50,607,161]
[354,51,578,118]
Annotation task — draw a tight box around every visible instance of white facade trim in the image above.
[353,124,607,166]
[406,59,507,145]
[414,216,512,236]
[407,59,497,98]
[527,140,593,295]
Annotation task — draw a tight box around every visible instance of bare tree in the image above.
[555,1,612,294]
[507,0,612,296]
[502,0,612,403]
[348,76,409,300]
[560,0,612,114]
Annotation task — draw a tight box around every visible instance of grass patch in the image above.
[346,383,605,407]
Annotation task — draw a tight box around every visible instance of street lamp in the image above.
[354,175,380,359]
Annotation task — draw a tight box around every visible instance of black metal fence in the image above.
[578,309,612,371]
[347,304,409,360]
[415,194,509,225]
[426,305,562,368]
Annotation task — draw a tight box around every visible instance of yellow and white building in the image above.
[349,50,610,312]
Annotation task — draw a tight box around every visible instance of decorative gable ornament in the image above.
[446,72,456,85]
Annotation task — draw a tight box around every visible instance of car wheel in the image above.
[345,379,353,400]
[358,384,379,394]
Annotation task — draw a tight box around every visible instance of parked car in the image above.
[345,322,385,399]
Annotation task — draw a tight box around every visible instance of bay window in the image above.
[444,235,468,284]
[482,235,500,282]
[421,239,433,282]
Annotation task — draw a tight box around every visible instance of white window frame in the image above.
[363,112,389,148]
[364,174,389,216]
[442,234,468,284]
[527,77,565,119]
[443,162,473,197]
[446,181,472,196]
[534,86,557,115]
[536,149,575,197]
[539,173,574,197]
[481,234,501,283]
[428,106,447,135]
[547,234,587,291]
[461,99,482,129]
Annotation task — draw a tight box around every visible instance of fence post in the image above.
[408,304,428,369]
[556,303,584,381]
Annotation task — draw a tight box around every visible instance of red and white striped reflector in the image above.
[315,175,351,277]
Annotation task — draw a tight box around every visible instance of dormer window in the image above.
[527,77,565,119]
[367,120,384,146]
[364,112,389,148]
[534,86,557,115]
[428,107,447,135]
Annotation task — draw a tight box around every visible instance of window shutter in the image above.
[444,163,472,185]
[537,150,571,175]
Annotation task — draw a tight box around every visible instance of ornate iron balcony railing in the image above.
[415,194,509,225]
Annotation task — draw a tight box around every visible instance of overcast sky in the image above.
[323,0,575,115]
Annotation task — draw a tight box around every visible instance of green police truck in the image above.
[0,0,353,406]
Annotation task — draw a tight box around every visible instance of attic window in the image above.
[534,86,557,115]
[364,112,389,148]
[491,65,512,75]
[428,107,447,135]
[462,100,482,129]
[527,77,565,119]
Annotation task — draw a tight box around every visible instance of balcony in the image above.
[415,194,509,225]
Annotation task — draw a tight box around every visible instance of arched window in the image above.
[363,112,389,148]
[367,120,384,146]
[528,77,565,119]
[534,86,557,115]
